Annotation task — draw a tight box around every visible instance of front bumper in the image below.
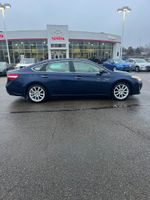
[139,66,149,71]
[0,71,6,76]
[139,81,142,90]
[146,66,150,71]
[132,81,142,95]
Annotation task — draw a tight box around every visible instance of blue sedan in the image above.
[103,59,134,71]
[6,59,142,103]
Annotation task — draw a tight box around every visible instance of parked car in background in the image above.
[89,58,101,64]
[103,59,134,71]
[0,62,14,76]
[6,59,142,103]
[145,58,150,63]
[20,58,36,64]
[128,58,150,72]
[89,58,107,64]
[15,63,33,69]
[15,57,36,69]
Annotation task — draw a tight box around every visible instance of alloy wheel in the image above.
[113,83,130,100]
[28,85,46,103]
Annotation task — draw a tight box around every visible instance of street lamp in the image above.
[0,3,11,64]
[117,6,131,58]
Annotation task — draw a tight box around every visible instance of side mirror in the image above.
[98,70,107,75]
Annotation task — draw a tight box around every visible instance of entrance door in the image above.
[51,50,67,59]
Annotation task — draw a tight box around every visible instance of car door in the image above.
[69,61,112,95]
[34,60,77,95]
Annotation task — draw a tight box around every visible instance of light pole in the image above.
[0,3,11,64]
[117,6,131,58]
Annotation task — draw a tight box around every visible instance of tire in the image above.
[135,66,140,72]
[112,82,130,101]
[27,84,47,103]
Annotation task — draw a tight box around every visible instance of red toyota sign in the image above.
[0,34,4,38]
[52,36,65,41]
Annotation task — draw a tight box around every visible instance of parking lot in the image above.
[0,73,150,199]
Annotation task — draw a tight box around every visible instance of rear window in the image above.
[33,61,70,73]
[32,63,47,72]
[46,62,69,72]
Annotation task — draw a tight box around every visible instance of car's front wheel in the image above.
[27,84,47,103]
[112,82,130,100]
[135,66,140,72]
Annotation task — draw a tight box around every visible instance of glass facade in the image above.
[69,41,113,60]
[0,40,48,64]
[0,39,114,64]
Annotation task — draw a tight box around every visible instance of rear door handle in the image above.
[41,75,48,78]
[75,75,82,80]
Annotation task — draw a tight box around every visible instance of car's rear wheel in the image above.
[27,84,47,103]
[135,66,140,72]
[112,82,130,101]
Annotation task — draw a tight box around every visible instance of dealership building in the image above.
[0,25,121,64]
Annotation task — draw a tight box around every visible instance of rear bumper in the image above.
[7,91,22,96]
[6,86,23,96]
[6,80,25,97]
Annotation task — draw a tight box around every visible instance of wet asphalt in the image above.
[0,73,150,200]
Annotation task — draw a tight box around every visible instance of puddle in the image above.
[6,103,150,114]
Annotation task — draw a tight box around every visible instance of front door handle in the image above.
[75,75,82,80]
[41,75,48,78]
[97,77,101,80]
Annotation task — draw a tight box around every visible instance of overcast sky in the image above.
[0,0,149,47]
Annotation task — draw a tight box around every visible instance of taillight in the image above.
[7,74,20,81]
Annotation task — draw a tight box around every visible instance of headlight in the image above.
[132,75,142,82]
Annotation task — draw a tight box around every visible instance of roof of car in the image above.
[31,58,94,66]
[42,58,90,62]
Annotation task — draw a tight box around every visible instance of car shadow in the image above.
[8,95,141,114]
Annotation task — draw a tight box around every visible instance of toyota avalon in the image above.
[6,59,142,103]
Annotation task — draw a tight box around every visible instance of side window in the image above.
[33,63,47,71]
[73,62,100,73]
[46,62,70,72]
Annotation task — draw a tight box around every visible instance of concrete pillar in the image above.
[48,49,51,59]
[47,38,51,59]
[66,49,69,58]
[113,43,121,59]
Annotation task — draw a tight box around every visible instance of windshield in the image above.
[0,62,6,68]
[134,59,146,63]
